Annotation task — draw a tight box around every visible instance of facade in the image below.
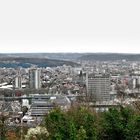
[15,76,22,89]
[87,73,111,102]
[130,70,140,89]
[30,95,71,116]
[29,68,41,89]
[14,68,22,89]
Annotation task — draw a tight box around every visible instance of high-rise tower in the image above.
[14,68,22,89]
[29,68,41,89]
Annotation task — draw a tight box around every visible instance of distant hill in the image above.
[0,53,83,60]
[0,57,79,68]
[1,53,140,66]
[77,53,140,61]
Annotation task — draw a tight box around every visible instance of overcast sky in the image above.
[0,0,140,53]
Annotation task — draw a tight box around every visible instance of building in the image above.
[14,68,22,89]
[130,70,140,89]
[30,94,71,116]
[29,68,41,89]
[86,73,111,102]
[15,76,22,89]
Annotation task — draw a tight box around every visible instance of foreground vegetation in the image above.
[1,104,140,140]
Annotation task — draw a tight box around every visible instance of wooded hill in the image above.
[0,57,79,68]
[78,53,140,61]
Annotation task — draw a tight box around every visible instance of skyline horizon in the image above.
[1,51,140,54]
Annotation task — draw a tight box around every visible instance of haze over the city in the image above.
[0,0,140,53]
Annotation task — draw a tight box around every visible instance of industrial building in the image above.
[30,94,71,116]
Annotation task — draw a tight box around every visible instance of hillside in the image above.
[78,53,140,61]
[0,57,79,68]
[0,53,83,60]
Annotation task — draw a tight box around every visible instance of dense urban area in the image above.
[0,53,140,140]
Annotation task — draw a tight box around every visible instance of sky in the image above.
[0,0,140,53]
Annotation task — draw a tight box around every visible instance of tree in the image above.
[25,126,49,140]
[126,115,140,140]
[69,121,77,140]
[67,106,97,140]
[98,106,138,140]
[76,126,87,140]
[44,108,70,140]
[43,105,140,140]
[0,114,7,140]
[44,106,97,140]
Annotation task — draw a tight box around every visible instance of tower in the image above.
[29,68,41,89]
[15,68,22,89]
[15,76,22,89]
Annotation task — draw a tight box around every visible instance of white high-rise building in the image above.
[86,73,111,102]
[15,76,22,89]
[14,68,22,89]
[29,68,41,89]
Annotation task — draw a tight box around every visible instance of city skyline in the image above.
[0,0,140,53]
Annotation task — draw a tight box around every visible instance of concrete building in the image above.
[29,68,41,89]
[87,73,111,102]
[30,94,71,116]
[14,68,22,89]
[130,70,140,89]
[15,76,22,89]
